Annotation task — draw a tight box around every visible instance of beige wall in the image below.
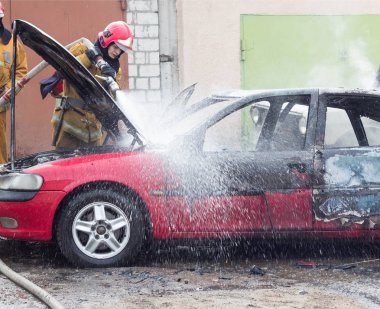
[176,0,380,100]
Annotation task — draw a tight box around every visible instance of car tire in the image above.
[56,189,145,267]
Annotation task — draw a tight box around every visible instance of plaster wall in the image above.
[176,0,380,100]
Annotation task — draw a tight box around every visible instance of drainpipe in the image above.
[119,0,127,12]
[158,0,179,105]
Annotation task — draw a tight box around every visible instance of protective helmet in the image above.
[0,2,5,18]
[98,21,134,52]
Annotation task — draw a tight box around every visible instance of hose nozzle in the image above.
[96,75,120,95]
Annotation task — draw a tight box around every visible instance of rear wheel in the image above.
[56,189,145,267]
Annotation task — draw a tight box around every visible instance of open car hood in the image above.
[14,19,142,143]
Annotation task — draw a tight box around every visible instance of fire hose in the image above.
[0,258,64,309]
[0,37,95,111]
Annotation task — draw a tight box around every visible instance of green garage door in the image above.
[240,15,380,90]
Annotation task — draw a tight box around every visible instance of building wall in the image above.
[127,0,161,103]
[176,0,380,101]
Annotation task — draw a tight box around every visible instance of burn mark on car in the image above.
[317,194,380,220]
[324,152,380,187]
[314,151,380,224]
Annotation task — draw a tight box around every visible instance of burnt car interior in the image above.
[324,94,380,148]
[248,95,310,152]
[200,94,312,153]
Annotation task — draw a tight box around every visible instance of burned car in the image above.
[0,21,380,267]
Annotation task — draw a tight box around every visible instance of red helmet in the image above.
[98,21,134,53]
[0,2,5,18]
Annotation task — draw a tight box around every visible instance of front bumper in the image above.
[0,190,39,201]
[0,190,66,241]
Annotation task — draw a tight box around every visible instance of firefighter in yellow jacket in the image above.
[51,21,134,149]
[0,2,27,163]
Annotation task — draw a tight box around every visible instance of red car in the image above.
[0,21,379,267]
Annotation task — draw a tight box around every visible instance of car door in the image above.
[312,92,380,231]
[164,150,272,233]
[250,93,317,231]
[165,91,317,234]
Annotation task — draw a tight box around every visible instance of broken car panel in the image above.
[313,92,380,225]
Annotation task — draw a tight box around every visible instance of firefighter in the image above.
[51,21,133,149]
[0,1,27,163]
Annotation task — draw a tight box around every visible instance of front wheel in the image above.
[56,189,145,267]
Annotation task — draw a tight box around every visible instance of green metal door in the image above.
[240,15,380,90]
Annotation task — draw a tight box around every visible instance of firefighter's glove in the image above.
[104,76,120,95]
[96,59,116,80]
[86,46,102,64]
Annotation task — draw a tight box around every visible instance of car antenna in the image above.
[10,20,19,171]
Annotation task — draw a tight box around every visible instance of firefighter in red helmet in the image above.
[0,1,28,163]
[98,21,134,53]
[50,21,133,148]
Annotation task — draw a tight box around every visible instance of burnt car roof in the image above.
[14,19,142,142]
[211,87,380,98]
[164,87,380,138]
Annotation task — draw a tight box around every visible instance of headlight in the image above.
[0,173,43,191]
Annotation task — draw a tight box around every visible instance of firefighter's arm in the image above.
[76,52,92,68]
[86,46,116,79]
[15,40,28,80]
[71,43,92,69]
[96,69,121,96]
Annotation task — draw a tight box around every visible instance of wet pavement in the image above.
[0,239,379,308]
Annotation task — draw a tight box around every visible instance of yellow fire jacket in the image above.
[0,35,28,163]
[0,36,27,89]
[51,42,122,146]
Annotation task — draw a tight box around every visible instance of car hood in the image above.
[14,19,142,142]
[0,145,145,172]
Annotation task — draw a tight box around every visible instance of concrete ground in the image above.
[0,239,379,308]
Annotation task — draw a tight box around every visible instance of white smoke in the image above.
[306,17,377,89]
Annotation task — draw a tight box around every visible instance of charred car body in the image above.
[0,21,379,267]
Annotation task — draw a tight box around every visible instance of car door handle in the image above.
[287,162,307,173]
[314,149,323,159]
